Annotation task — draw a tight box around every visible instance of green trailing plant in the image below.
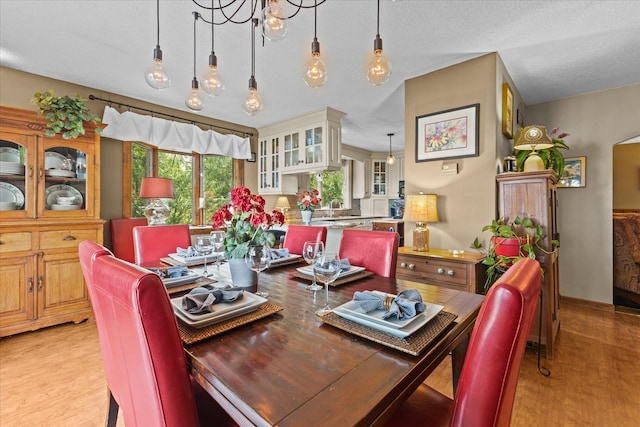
[31,90,102,139]
[514,127,569,176]
[471,216,559,294]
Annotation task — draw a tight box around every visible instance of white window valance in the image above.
[100,106,251,159]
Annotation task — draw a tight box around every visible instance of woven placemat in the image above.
[292,270,374,286]
[319,311,457,356]
[177,302,283,345]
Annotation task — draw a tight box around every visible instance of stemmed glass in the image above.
[195,235,213,277]
[302,241,324,291]
[314,253,341,316]
[245,245,270,298]
[209,231,226,275]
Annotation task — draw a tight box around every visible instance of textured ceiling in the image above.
[1,0,639,152]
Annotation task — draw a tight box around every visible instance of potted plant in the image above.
[297,189,322,225]
[31,90,102,139]
[513,127,570,176]
[471,216,559,294]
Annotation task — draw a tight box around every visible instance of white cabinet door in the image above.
[258,135,297,195]
[352,159,370,199]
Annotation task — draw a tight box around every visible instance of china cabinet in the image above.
[257,107,345,184]
[257,135,297,195]
[496,170,560,358]
[0,105,103,337]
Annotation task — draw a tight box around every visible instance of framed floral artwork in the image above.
[558,156,586,188]
[415,103,480,162]
[502,83,514,138]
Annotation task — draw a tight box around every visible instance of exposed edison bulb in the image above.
[145,46,171,90]
[185,78,203,111]
[303,52,327,88]
[242,79,263,116]
[201,66,225,96]
[261,0,288,42]
[387,153,395,165]
[367,49,392,85]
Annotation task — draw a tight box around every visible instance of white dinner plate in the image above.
[332,292,444,338]
[153,270,201,288]
[45,184,82,209]
[0,147,20,163]
[46,169,76,178]
[0,161,25,175]
[50,203,82,211]
[0,182,25,209]
[44,151,68,170]
[296,264,365,278]
[269,254,302,266]
[171,290,267,328]
[168,252,222,264]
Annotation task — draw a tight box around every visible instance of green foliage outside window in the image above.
[310,170,343,207]
[159,151,194,224]
[202,155,233,222]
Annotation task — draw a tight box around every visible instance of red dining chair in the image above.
[282,224,327,255]
[79,240,237,427]
[383,257,542,427]
[109,217,148,263]
[338,229,399,277]
[132,224,192,267]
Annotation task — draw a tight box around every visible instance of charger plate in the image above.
[177,302,283,345]
[319,310,457,356]
[292,269,373,286]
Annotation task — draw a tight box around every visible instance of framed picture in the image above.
[247,151,256,162]
[502,83,513,138]
[558,156,586,188]
[415,103,480,162]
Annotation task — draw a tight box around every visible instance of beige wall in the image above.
[404,53,502,251]
[613,142,640,209]
[527,84,640,303]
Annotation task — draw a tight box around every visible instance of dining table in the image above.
[174,260,484,427]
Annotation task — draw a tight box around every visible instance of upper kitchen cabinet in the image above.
[258,107,345,176]
[257,134,297,195]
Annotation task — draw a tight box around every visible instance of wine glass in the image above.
[195,235,213,277]
[314,253,341,316]
[209,230,226,275]
[245,245,270,298]
[302,241,324,291]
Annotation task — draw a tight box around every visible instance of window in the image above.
[309,161,350,209]
[129,142,234,225]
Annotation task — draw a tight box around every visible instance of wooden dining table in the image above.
[179,261,484,427]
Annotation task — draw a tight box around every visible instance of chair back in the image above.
[110,217,148,263]
[79,240,200,427]
[282,224,327,255]
[338,229,399,277]
[132,224,192,266]
[451,257,541,427]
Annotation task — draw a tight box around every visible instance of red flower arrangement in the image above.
[211,186,285,258]
[297,189,322,212]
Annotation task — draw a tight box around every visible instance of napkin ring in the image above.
[383,294,394,311]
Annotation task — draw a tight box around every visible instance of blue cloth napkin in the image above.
[270,248,290,259]
[148,265,189,278]
[176,246,198,258]
[352,289,426,320]
[181,286,244,315]
[338,258,351,272]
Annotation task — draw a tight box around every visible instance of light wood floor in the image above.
[1,301,639,426]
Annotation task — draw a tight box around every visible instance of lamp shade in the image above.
[139,177,175,199]
[276,196,290,210]
[403,194,439,223]
[514,125,554,151]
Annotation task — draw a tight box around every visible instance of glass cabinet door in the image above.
[0,133,33,218]
[304,126,323,166]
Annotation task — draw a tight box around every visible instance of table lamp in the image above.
[514,125,554,172]
[276,196,290,214]
[139,177,174,225]
[404,193,439,251]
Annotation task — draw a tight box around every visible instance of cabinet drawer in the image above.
[397,255,467,286]
[39,228,99,250]
[0,232,33,254]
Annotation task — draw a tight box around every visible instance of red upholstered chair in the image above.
[338,229,399,277]
[78,240,237,427]
[132,224,192,267]
[282,224,327,255]
[384,257,542,427]
[109,217,147,263]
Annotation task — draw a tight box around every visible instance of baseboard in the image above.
[560,295,614,312]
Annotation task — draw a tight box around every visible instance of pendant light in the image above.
[242,18,264,115]
[201,0,225,96]
[144,0,171,89]
[185,12,203,111]
[303,0,327,88]
[261,0,288,42]
[366,0,392,85]
[386,133,395,165]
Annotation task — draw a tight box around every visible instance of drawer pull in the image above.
[28,277,34,293]
[437,267,444,274]
[447,269,455,276]
[38,275,43,291]
[63,235,77,241]
[400,262,407,268]
[408,263,415,270]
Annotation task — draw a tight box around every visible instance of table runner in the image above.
[319,311,457,356]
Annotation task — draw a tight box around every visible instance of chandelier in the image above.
[145,0,392,115]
